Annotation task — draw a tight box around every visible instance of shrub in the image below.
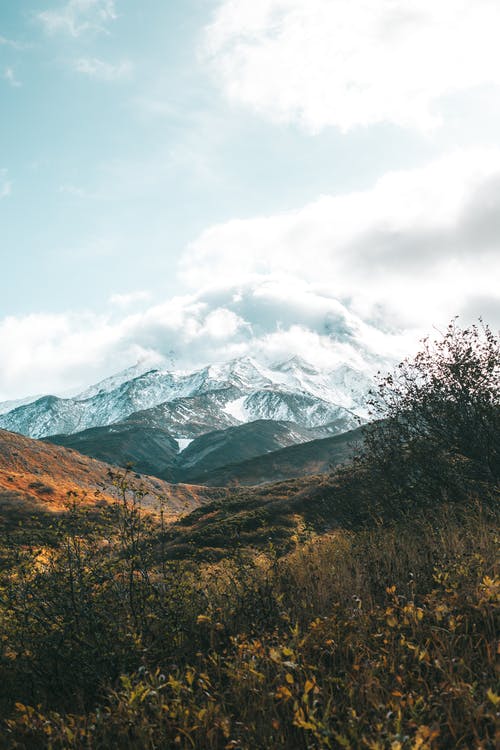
[362,319,499,513]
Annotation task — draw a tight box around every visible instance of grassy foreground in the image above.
[0,494,498,749]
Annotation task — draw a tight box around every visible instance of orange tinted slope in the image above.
[0,428,222,517]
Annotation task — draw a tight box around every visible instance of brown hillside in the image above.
[0,429,223,520]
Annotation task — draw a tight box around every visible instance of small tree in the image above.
[362,319,499,511]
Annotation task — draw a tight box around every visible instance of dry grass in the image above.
[1,501,498,749]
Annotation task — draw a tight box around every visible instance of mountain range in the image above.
[0,356,372,486]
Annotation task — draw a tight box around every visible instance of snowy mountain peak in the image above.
[224,356,273,387]
[0,393,44,416]
[275,355,319,375]
[74,363,163,401]
[0,354,374,439]
[207,355,265,378]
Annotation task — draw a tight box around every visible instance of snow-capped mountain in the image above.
[224,389,358,430]
[0,355,373,440]
[0,394,44,416]
[73,360,160,401]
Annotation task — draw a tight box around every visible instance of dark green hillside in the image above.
[44,419,361,486]
[184,425,363,485]
[174,419,332,481]
[45,422,179,479]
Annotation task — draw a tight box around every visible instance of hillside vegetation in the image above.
[0,321,498,749]
[0,428,226,525]
[177,425,362,487]
[45,418,357,486]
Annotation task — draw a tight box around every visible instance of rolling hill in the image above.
[45,422,180,479]
[182,425,364,485]
[44,420,362,486]
[0,428,224,525]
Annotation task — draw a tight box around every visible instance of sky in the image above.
[1,0,499,399]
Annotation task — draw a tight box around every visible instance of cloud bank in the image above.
[181,149,500,328]
[1,149,498,400]
[204,0,500,132]
[0,282,406,401]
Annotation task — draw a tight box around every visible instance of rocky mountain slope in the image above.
[0,356,371,441]
[0,356,372,487]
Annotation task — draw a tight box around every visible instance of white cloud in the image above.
[109,290,151,308]
[180,149,500,329]
[0,281,406,400]
[0,169,11,198]
[74,57,132,80]
[3,67,21,87]
[204,0,500,132]
[1,151,498,400]
[38,0,117,36]
[201,307,249,340]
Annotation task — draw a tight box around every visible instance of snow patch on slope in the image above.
[176,438,193,452]
[223,396,248,422]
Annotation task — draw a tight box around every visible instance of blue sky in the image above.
[1,0,499,398]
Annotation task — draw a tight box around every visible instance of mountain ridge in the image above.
[0,355,372,440]
[181,425,364,486]
[46,418,342,484]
